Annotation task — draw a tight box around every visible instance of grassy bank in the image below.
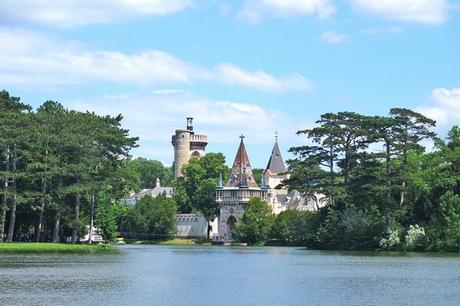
[127,238,212,246]
[0,242,119,254]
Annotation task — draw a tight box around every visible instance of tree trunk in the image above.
[399,133,408,207]
[399,181,406,207]
[35,178,46,242]
[0,146,9,242]
[0,184,6,242]
[329,145,335,207]
[71,179,81,243]
[385,140,392,204]
[6,146,17,242]
[384,140,393,228]
[52,177,63,243]
[88,189,96,244]
[52,213,60,243]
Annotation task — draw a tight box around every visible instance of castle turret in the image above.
[172,118,208,178]
[227,134,257,188]
[263,134,288,189]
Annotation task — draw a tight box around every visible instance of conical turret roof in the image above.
[264,141,287,175]
[227,135,257,188]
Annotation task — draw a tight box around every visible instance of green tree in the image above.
[0,90,31,241]
[125,195,178,238]
[389,108,436,207]
[271,209,320,246]
[175,152,228,237]
[234,198,274,244]
[124,158,172,189]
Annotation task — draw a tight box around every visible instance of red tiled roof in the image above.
[227,136,258,187]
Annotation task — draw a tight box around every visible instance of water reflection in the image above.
[1,245,460,305]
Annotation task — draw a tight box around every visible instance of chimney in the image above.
[186,117,193,131]
[156,177,160,188]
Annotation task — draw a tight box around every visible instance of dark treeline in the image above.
[276,110,460,251]
[0,90,138,242]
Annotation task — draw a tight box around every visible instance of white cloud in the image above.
[0,0,193,27]
[350,0,450,25]
[68,91,312,165]
[319,31,349,44]
[361,26,404,35]
[417,88,460,129]
[0,27,312,92]
[216,64,313,92]
[238,0,335,23]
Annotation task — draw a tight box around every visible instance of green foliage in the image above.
[124,158,172,189]
[271,209,320,246]
[95,200,120,242]
[234,198,274,244]
[0,90,138,242]
[174,153,228,233]
[252,168,263,185]
[405,225,426,251]
[123,195,177,238]
[317,206,386,250]
[379,222,404,251]
[426,192,460,251]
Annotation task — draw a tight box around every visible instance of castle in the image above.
[171,118,325,240]
[216,135,269,239]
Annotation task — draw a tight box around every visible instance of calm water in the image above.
[1,245,460,305]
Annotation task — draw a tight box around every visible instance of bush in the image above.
[234,198,274,244]
[405,225,426,251]
[379,223,404,251]
[317,206,386,250]
[272,210,320,246]
[121,195,178,238]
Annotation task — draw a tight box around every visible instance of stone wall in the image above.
[176,213,218,238]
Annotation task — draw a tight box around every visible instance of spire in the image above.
[218,173,223,188]
[265,137,287,175]
[227,135,257,188]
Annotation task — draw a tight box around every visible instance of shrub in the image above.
[234,198,274,244]
[405,225,426,251]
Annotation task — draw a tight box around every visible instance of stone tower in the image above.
[171,118,208,179]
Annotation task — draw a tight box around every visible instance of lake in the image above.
[1,245,460,305]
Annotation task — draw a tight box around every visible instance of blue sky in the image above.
[1,0,459,168]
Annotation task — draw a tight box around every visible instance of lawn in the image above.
[0,242,119,253]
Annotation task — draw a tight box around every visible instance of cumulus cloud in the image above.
[319,31,349,44]
[238,0,335,23]
[350,0,450,25]
[0,0,193,27]
[68,91,312,165]
[417,88,460,129]
[215,64,313,92]
[0,27,312,92]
